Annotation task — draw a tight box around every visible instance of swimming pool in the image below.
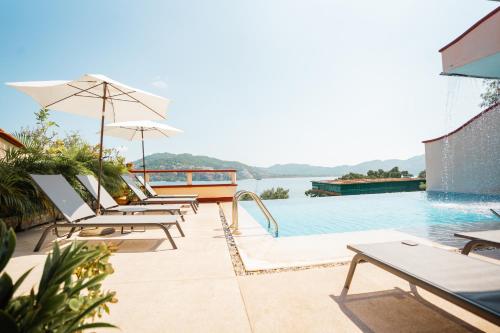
[239,191,500,246]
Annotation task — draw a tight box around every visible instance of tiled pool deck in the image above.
[5,203,500,332]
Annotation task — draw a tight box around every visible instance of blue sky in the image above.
[0,1,497,167]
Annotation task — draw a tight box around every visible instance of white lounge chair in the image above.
[136,175,199,202]
[455,230,500,255]
[121,174,198,213]
[344,242,500,325]
[30,174,184,251]
[76,174,186,221]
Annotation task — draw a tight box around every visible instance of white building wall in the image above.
[425,105,500,195]
[0,138,18,159]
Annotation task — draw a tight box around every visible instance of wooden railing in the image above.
[128,169,238,202]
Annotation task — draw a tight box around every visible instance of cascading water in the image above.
[441,77,461,197]
[438,76,497,199]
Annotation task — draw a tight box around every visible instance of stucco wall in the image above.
[0,138,18,158]
[424,105,500,194]
[153,184,237,202]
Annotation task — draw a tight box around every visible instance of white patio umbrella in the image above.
[7,74,169,214]
[103,120,183,181]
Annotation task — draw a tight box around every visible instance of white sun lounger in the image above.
[135,175,199,201]
[344,242,500,325]
[455,230,500,255]
[30,174,184,251]
[76,174,185,221]
[121,174,198,213]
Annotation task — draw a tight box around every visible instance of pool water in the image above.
[239,191,500,247]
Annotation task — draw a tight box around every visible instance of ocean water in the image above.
[240,191,500,247]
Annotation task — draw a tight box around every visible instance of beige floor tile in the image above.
[101,277,252,333]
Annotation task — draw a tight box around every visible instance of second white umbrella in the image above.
[104,120,183,181]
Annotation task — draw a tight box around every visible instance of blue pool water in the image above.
[240,191,500,246]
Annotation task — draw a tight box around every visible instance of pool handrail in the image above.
[231,190,279,237]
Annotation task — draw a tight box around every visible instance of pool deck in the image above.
[226,203,451,271]
[5,203,500,332]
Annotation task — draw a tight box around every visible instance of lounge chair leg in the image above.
[159,225,177,249]
[343,254,363,290]
[34,224,57,252]
[66,227,77,239]
[462,240,483,255]
[191,202,197,214]
[178,210,185,222]
[174,221,185,237]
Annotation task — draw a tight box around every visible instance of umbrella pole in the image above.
[96,82,108,215]
[141,129,147,183]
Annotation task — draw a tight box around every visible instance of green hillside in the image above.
[132,153,425,181]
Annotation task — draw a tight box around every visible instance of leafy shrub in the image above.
[0,221,117,332]
[239,193,253,201]
[0,110,127,220]
[479,79,499,109]
[304,189,336,197]
[260,187,289,200]
[339,167,413,180]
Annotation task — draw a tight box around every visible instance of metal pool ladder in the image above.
[230,190,279,237]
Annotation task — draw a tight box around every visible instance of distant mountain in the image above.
[265,155,424,177]
[133,153,425,180]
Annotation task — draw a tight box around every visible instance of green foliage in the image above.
[260,187,289,200]
[418,170,426,179]
[339,167,413,180]
[338,172,366,180]
[0,110,127,220]
[479,79,499,109]
[419,182,426,190]
[0,220,117,333]
[239,193,253,201]
[304,189,335,197]
[238,187,290,200]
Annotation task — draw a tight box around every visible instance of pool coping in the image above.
[220,202,456,272]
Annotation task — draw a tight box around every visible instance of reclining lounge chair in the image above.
[76,174,186,221]
[30,174,184,252]
[343,241,500,325]
[121,174,198,213]
[455,230,500,255]
[136,175,199,204]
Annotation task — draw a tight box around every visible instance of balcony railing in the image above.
[128,169,238,202]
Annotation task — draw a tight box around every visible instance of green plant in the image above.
[339,167,413,180]
[239,193,253,201]
[418,170,426,179]
[0,110,127,220]
[304,189,334,197]
[0,221,117,332]
[479,79,499,109]
[260,187,289,200]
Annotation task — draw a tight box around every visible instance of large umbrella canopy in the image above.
[7,74,169,213]
[103,120,182,181]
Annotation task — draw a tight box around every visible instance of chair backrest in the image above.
[136,175,158,197]
[76,174,118,209]
[30,174,96,223]
[121,174,148,201]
